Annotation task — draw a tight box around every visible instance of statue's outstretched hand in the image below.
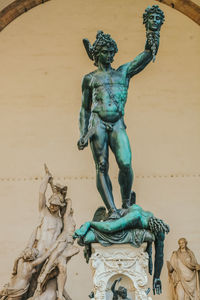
[77,137,88,150]
[145,33,159,53]
[153,278,162,295]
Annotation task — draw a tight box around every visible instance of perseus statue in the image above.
[78,6,165,219]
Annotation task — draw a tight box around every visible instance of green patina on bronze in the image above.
[74,203,169,295]
[78,6,165,218]
[77,6,167,296]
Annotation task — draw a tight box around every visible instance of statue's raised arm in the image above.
[118,5,165,79]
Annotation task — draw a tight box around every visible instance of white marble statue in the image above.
[0,165,79,300]
[167,238,200,300]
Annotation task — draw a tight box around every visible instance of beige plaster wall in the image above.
[0,0,199,299]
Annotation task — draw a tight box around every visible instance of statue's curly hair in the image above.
[92,31,118,66]
[143,5,165,29]
[148,217,170,235]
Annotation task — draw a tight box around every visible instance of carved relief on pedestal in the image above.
[90,244,152,300]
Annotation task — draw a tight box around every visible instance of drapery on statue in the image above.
[0,165,79,300]
[77,5,165,219]
[74,202,170,295]
[167,238,200,300]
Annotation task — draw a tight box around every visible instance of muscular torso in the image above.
[89,68,129,122]
[36,207,63,254]
[59,214,76,244]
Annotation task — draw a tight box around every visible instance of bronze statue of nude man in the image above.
[78,6,165,218]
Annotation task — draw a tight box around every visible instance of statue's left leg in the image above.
[57,247,79,300]
[109,126,133,208]
[57,255,67,300]
[38,245,65,285]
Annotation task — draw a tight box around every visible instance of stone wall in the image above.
[0,0,199,298]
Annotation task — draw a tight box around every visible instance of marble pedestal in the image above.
[90,243,152,300]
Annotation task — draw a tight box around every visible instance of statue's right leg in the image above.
[57,255,67,300]
[90,125,117,215]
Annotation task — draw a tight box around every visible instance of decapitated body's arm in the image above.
[78,74,92,150]
[153,232,165,295]
[66,198,72,215]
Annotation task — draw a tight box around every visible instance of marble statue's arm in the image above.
[79,74,92,138]
[38,174,50,211]
[62,198,72,229]
[44,164,56,194]
[31,243,58,268]
[66,198,72,216]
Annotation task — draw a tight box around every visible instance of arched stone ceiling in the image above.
[0,0,199,33]
[156,0,200,25]
[0,0,50,32]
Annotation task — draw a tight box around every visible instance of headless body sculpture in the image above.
[74,203,169,295]
[78,6,165,218]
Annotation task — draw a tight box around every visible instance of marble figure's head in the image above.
[178,237,188,250]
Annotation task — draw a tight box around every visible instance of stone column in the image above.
[90,243,152,300]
